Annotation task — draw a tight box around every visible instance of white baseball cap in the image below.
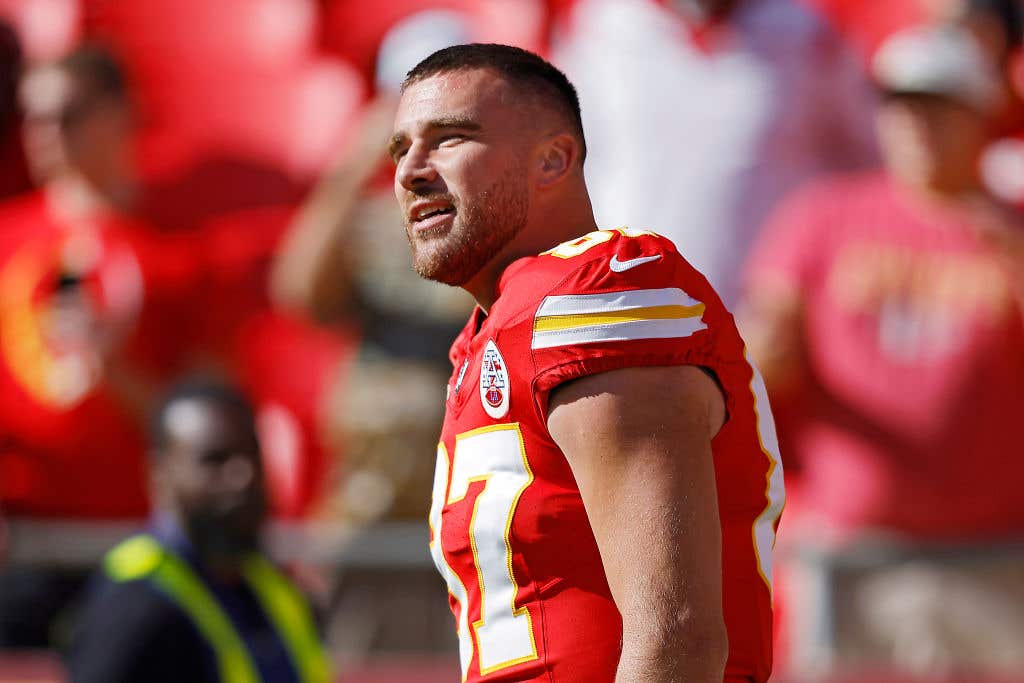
[872,25,1004,113]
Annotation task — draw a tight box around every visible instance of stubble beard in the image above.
[406,163,529,287]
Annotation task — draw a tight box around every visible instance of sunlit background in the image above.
[1,0,1023,681]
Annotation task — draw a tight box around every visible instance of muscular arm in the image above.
[547,365,729,683]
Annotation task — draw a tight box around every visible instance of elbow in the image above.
[685,615,729,676]
[622,609,729,679]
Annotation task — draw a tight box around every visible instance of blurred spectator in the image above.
[3,39,352,528]
[933,0,1022,63]
[741,24,1024,676]
[0,45,198,518]
[68,378,330,683]
[0,46,206,648]
[554,0,878,306]
[964,0,1024,205]
[272,7,484,527]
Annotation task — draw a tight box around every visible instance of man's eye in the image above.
[439,134,465,147]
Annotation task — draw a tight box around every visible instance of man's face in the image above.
[19,66,129,185]
[390,69,530,287]
[876,93,991,193]
[156,399,268,561]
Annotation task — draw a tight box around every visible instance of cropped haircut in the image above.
[402,43,587,161]
[149,377,257,457]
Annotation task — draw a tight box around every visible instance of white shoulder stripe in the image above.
[536,287,701,317]
[532,317,707,350]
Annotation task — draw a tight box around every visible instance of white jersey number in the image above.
[429,424,538,680]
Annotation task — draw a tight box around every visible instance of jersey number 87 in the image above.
[429,424,539,680]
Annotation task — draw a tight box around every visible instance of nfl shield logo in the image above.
[479,340,510,419]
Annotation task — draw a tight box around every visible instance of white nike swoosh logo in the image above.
[609,253,663,272]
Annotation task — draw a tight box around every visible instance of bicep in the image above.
[546,365,725,632]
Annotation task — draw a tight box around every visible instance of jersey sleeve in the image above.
[529,230,734,417]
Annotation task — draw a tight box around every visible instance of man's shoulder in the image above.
[492,229,737,385]
[69,571,212,683]
[80,571,193,631]
[497,228,707,315]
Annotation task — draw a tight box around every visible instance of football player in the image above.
[387,44,784,683]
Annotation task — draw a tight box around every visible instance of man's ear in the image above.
[536,133,578,187]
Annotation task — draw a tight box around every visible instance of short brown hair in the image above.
[403,43,587,161]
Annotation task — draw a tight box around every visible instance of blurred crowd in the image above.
[0,0,1022,681]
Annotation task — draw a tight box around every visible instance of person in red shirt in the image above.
[741,24,1024,676]
[0,45,201,647]
[388,44,784,682]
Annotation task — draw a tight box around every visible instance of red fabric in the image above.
[0,193,203,518]
[747,173,1024,540]
[235,311,358,518]
[434,231,779,682]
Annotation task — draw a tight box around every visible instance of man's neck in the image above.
[465,206,599,313]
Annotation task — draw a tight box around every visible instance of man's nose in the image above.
[395,143,439,191]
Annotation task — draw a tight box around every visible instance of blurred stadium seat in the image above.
[133,57,365,180]
[83,0,317,74]
[82,0,365,180]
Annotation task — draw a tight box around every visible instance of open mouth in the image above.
[410,201,456,233]
[412,204,455,223]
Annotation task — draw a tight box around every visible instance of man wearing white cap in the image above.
[741,24,1024,677]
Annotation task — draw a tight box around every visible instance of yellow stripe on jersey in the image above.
[532,288,707,350]
[533,304,706,333]
[535,287,702,317]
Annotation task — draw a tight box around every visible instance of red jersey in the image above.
[0,193,199,517]
[430,229,785,682]
[746,173,1024,539]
